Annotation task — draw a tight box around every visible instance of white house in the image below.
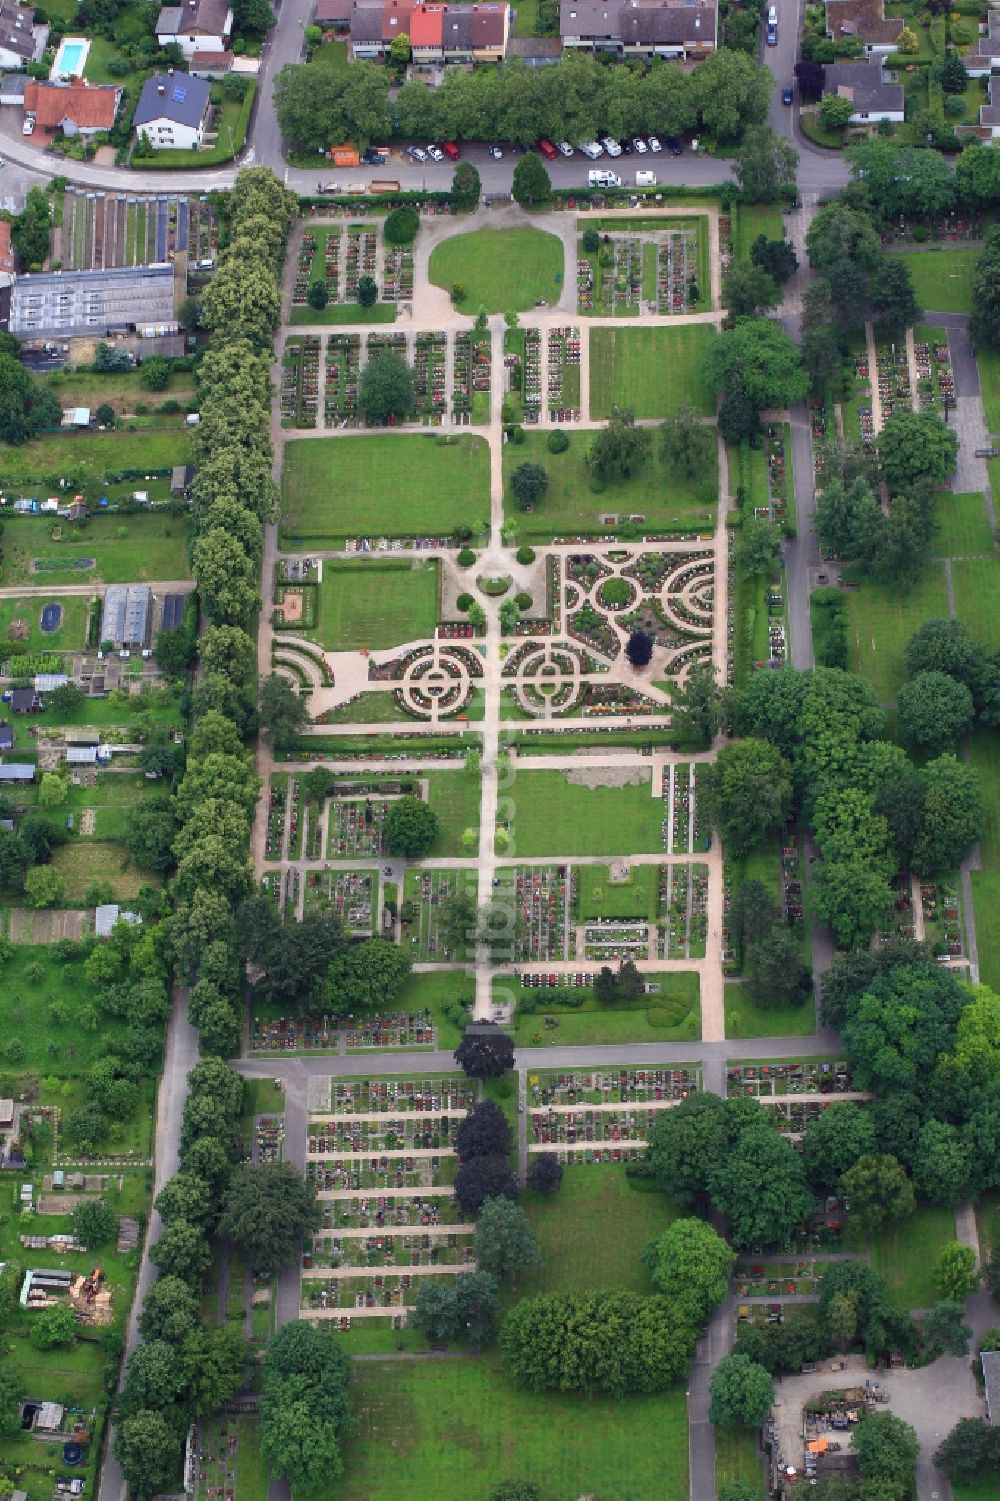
[156,0,233,57]
[0,1,35,71]
[823,59,904,125]
[133,71,212,150]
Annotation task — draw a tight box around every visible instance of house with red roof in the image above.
[23,80,122,138]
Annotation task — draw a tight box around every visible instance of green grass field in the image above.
[953,556,1000,647]
[724,984,816,1039]
[0,594,88,651]
[503,429,717,540]
[0,515,192,586]
[577,862,658,920]
[970,730,1000,991]
[734,203,785,256]
[280,433,490,545]
[0,945,129,1072]
[510,971,701,1046]
[979,348,1000,435]
[935,492,994,558]
[518,1166,678,1295]
[952,1477,1000,1501]
[290,303,397,327]
[590,326,715,418]
[312,559,438,650]
[500,769,663,855]
[846,565,949,703]
[393,968,474,1050]
[0,425,190,485]
[50,840,152,900]
[868,1205,957,1310]
[715,1427,765,1499]
[895,247,978,315]
[339,1356,689,1501]
[428,228,565,313]
[425,770,481,857]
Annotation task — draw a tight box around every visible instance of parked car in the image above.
[408,145,428,162]
[442,140,460,160]
[361,148,387,165]
[578,140,603,159]
[782,85,794,104]
[426,143,444,161]
[537,137,558,159]
[666,137,683,156]
[602,136,622,157]
[766,21,778,43]
[632,137,648,154]
[557,141,575,157]
[647,135,662,152]
[22,117,34,135]
[488,143,503,158]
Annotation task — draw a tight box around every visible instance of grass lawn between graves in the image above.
[508,970,701,1046]
[518,1165,679,1295]
[970,729,1000,991]
[953,555,1000,647]
[503,429,717,540]
[590,325,716,418]
[310,559,439,650]
[724,983,816,1039]
[280,433,490,545]
[500,769,663,855]
[846,564,949,704]
[290,302,398,326]
[978,348,1000,435]
[339,1355,689,1501]
[0,514,192,586]
[935,492,994,559]
[428,227,565,314]
[577,862,658,920]
[868,1204,957,1311]
[894,247,978,315]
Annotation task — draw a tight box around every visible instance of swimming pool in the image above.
[50,36,90,80]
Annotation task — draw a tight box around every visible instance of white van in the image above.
[578,140,603,159]
[767,5,777,22]
[635,170,657,187]
[589,169,622,189]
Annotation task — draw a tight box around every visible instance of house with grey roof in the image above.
[822,57,903,123]
[156,0,233,56]
[560,0,716,57]
[133,71,212,150]
[0,2,35,71]
[978,75,1000,137]
[10,264,177,339]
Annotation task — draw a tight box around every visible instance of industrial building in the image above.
[100,584,152,650]
[9,264,177,339]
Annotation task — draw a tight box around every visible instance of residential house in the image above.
[504,34,563,61]
[824,0,903,56]
[347,0,509,60]
[979,74,1000,136]
[619,0,716,60]
[22,78,121,136]
[155,0,233,57]
[560,0,715,58]
[100,583,152,649]
[822,57,904,124]
[0,220,14,281]
[965,7,1000,76]
[315,0,353,25]
[0,2,35,72]
[133,72,212,150]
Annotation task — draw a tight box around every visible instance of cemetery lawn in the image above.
[896,247,977,315]
[589,326,715,418]
[846,564,949,703]
[868,1205,957,1310]
[503,430,717,539]
[395,969,474,1050]
[970,729,1000,990]
[952,1479,1000,1501]
[953,556,1000,647]
[979,348,1000,434]
[501,769,663,855]
[935,492,994,558]
[312,560,439,650]
[425,770,482,856]
[715,1427,765,1499]
[339,1356,689,1501]
[577,862,658,920]
[428,227,565,313]
[734,202,785,254]
[508,971,700,1046]
[518,1166,679,1295]
[0,515,192,586]
[280,433,489,545]
[724,984,816,1040]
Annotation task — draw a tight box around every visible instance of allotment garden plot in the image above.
[302,1073,478,1332]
